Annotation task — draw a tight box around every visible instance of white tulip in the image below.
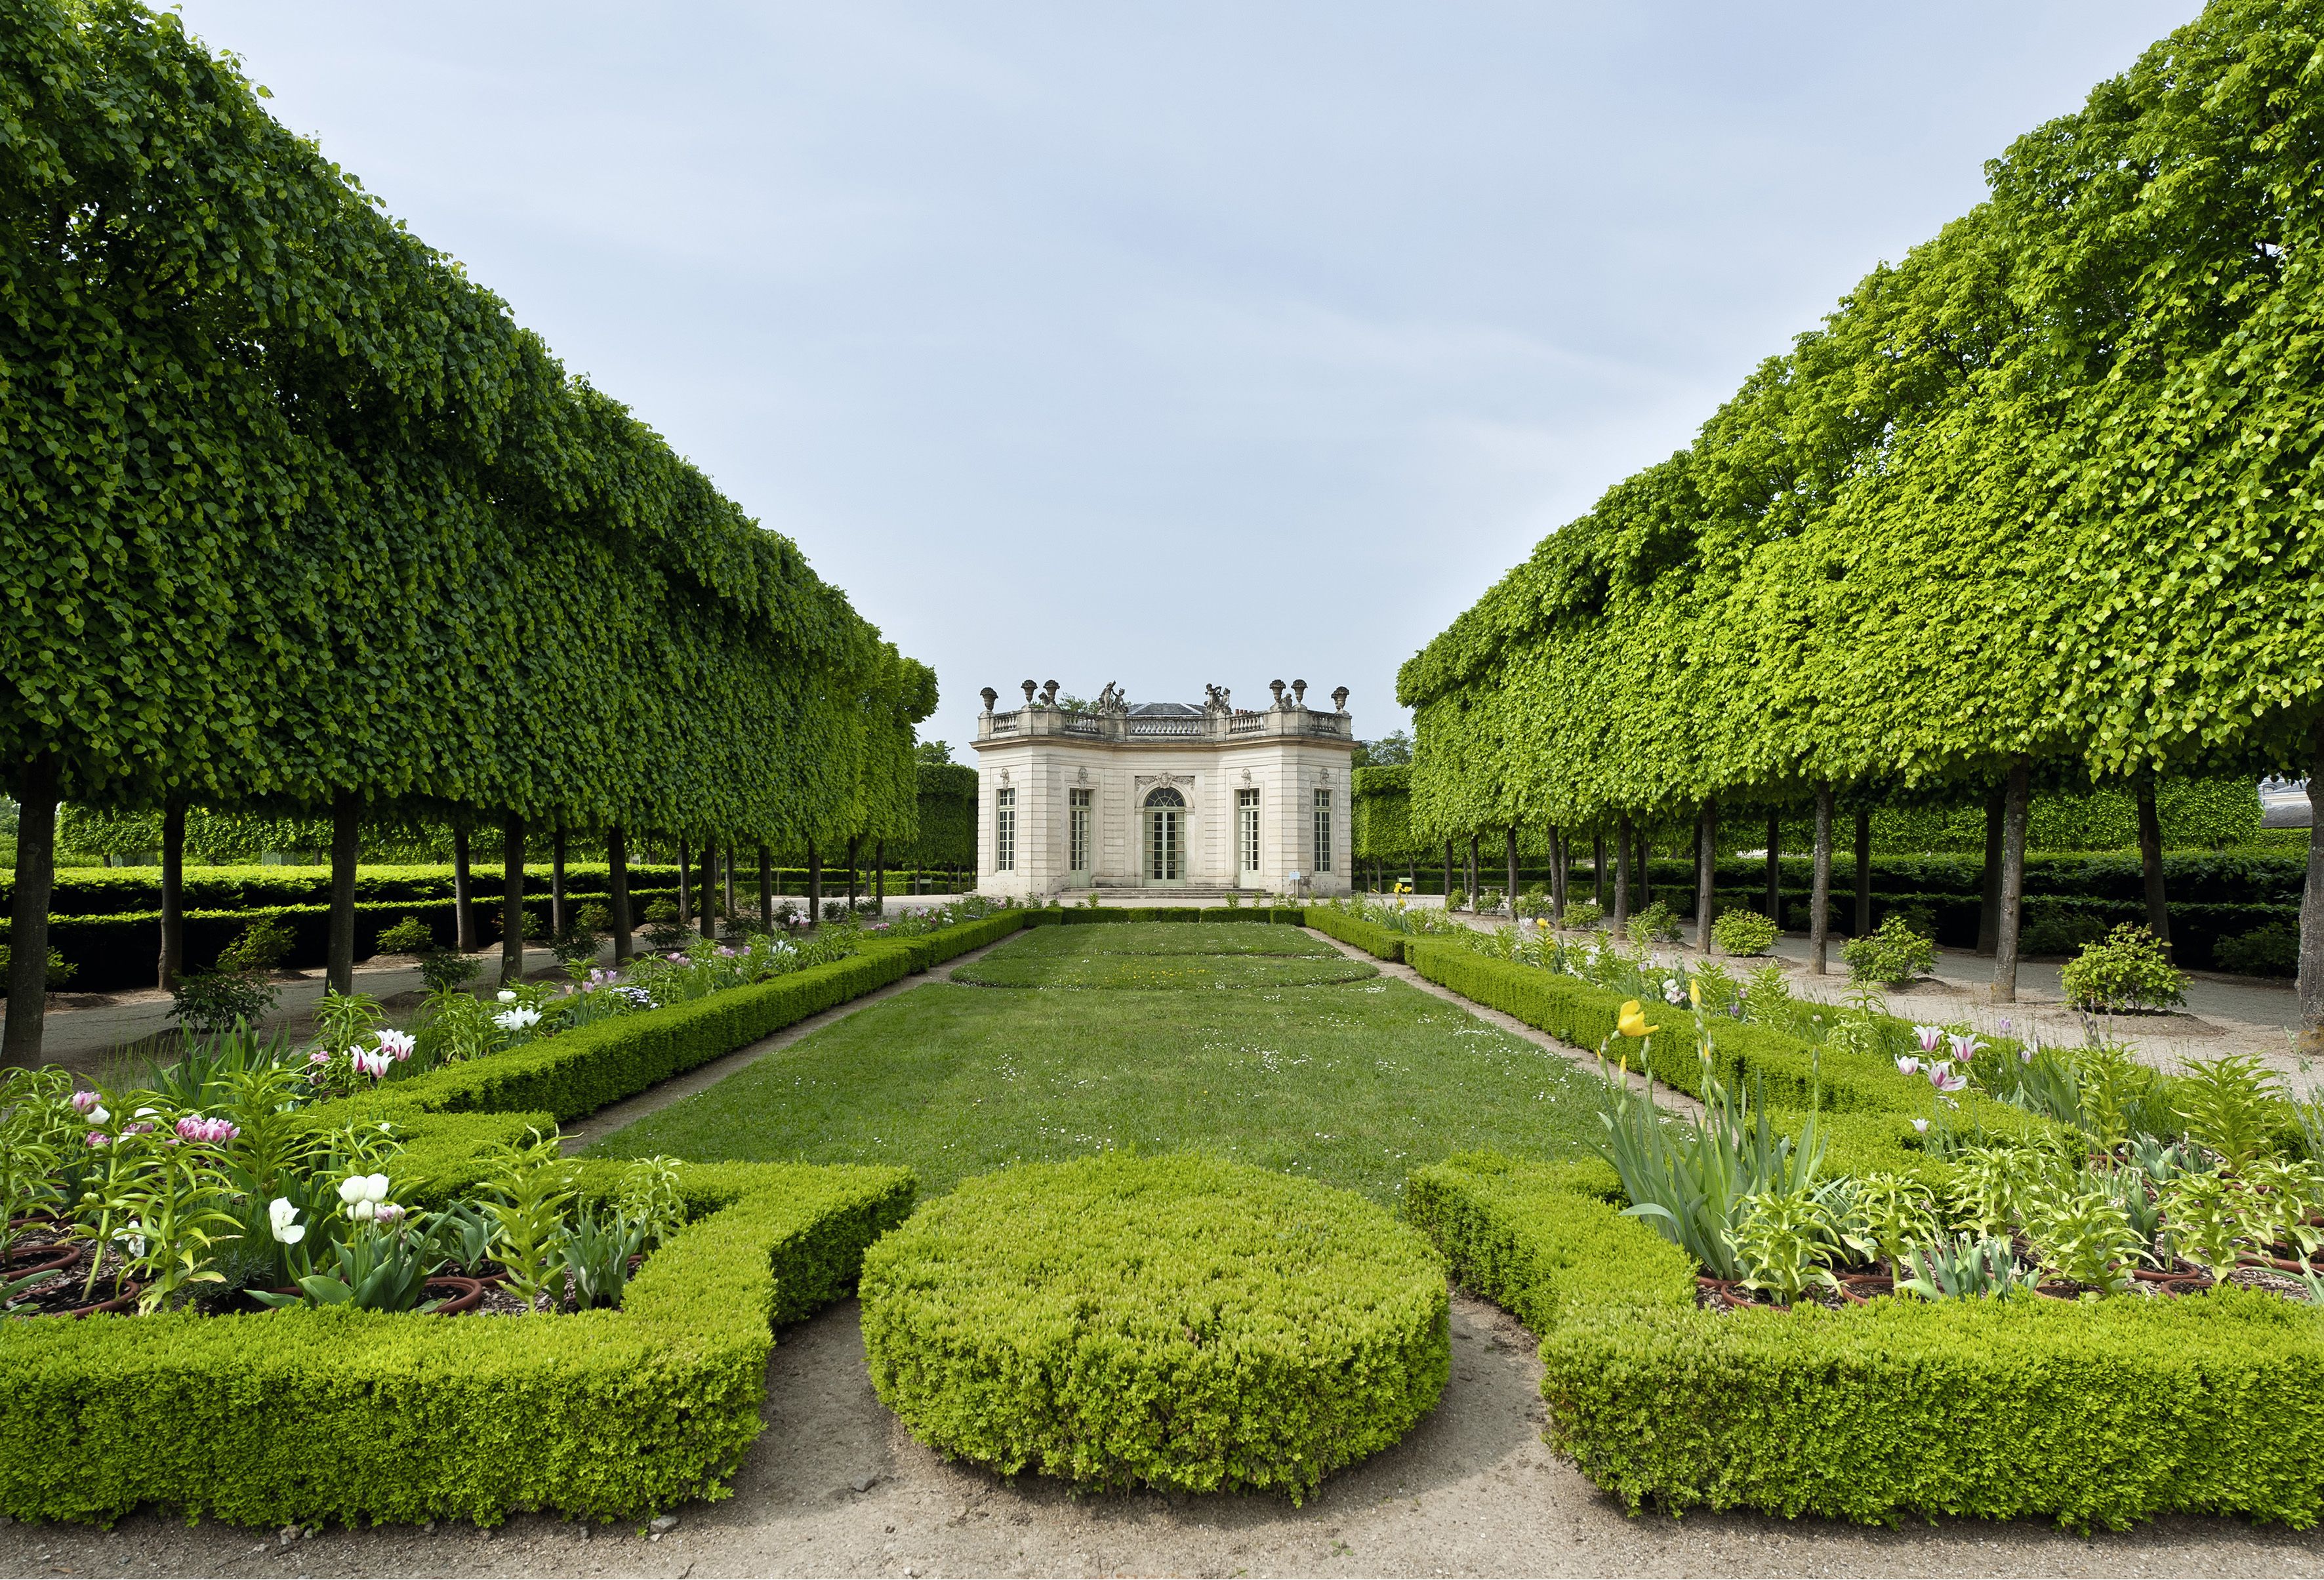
[497,989,518,1003]
[268,1198,306,1246]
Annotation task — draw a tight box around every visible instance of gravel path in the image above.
[7,1294,2319,1577]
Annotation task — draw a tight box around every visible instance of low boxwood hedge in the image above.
[860,1154,1448,1503]
[1395,931,2324,1528]
[1406,1156,2324,1529]
[0,1159,913,1528]
[0,911,1027,1527]
[1306,906,1406,962]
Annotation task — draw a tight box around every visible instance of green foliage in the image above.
[1,1,926,860]
[0,943,73,994]
[1842,915,1935,986]
[2214,922,2300,977]
[1395,0,2324,905]
[374,916,431,955]
[168,968,279,1036]
[860,1154,1449,1503]
[1560,899,1603,931]
[2172,1053,2282,1174]
[2060,925,2185,1013]
[1625,900,1680,949]
[213,918,295,976]
[1711,907,1779,957]
[1409,1155,2324,1529]
[0,905,952,1522]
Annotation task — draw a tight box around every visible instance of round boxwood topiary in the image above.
[860,1154,1449,1503]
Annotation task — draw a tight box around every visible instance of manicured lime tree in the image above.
[1399,0,2324,1036]
[902,762,978,892]
[0,0,927,1057]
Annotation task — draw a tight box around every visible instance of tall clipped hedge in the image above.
[1396,0,2324,1032]
[0,0,933,1049]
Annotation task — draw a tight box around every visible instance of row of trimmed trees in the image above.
[1398,0,2324,1042]
[0,0,932,1062]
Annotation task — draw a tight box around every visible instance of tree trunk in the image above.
[1852,808,1872,937]
[1992,760,2032,1004]
[2136,774,2172,959]
[500,815,527,986]
[1810,783,1833,975]
[699,837,718,939]
[1974,786,2005,955]
[1443,840,1454,899]
[609,825,633,963]
[760,845,775,927]
[876,840,887,908]
[676,840,693,927]
[1764,812,1780,925]
[847,836,861,912]
[2298,727,2324,1057]
[551,824,567,937]
[1696,799,1719,952]
[453,823,476,952]
[1613,814,1633,933]
[1549,824,1568,924]
[3,754,60,1067]
[1465,834,1478,910]
[327,792,360,995]
[1505,827,1519,916]
[1593,832,1607,911]
[724,844,738,920]
[158,800,186,991]
[807,845,823,926]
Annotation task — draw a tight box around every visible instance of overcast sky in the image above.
[173,1,2196,753]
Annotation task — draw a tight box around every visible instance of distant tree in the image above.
[915,739,953,766]
[1354,729,1414,769]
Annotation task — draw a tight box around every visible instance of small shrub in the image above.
[1560,899,1604,931]
[1445,887,1467,912]
[1478,886,1505,915]
[418,946,479,994]
[0,942,75,994]
[643,899,678,923]
[2212,922,2298,977]
[215,916,295,975]
[1842,914,1934,986]
[574,902,612,935]
[170,967,279,1034]
[375,916,432,955]
[2060,924,2185,1013]
[490,906,541,942]
[1712,907,1780,958]
[1517,883,1548,919]
[1626,900,1680,950]
[823,899,847,922]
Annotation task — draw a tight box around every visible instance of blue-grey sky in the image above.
[174,1,2195,752]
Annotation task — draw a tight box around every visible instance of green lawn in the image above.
[590,922,1605,1202]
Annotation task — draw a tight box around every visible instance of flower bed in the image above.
[1393,931,2324,1528]
[0,909,1028,1525]
[861,1154,1448,1503]
[1407,1154,2324,1529]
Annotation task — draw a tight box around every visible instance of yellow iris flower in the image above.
[1617,1000,1659,1040]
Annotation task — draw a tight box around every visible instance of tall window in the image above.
[1069,788,1091,872]
[1236,788,1260,878]
[995,786,1016,872]
[1313,787,1333,874]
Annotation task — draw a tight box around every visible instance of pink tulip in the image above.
[1911,1118,1930,1135]
[375,1029,417,1063]
[1896,1057,1919,1077]
[70,1089,102,1116]
[352,1048,392,1081]
[86,1131,110,1148]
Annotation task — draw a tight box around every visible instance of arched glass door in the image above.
[1144,786,1184,883]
